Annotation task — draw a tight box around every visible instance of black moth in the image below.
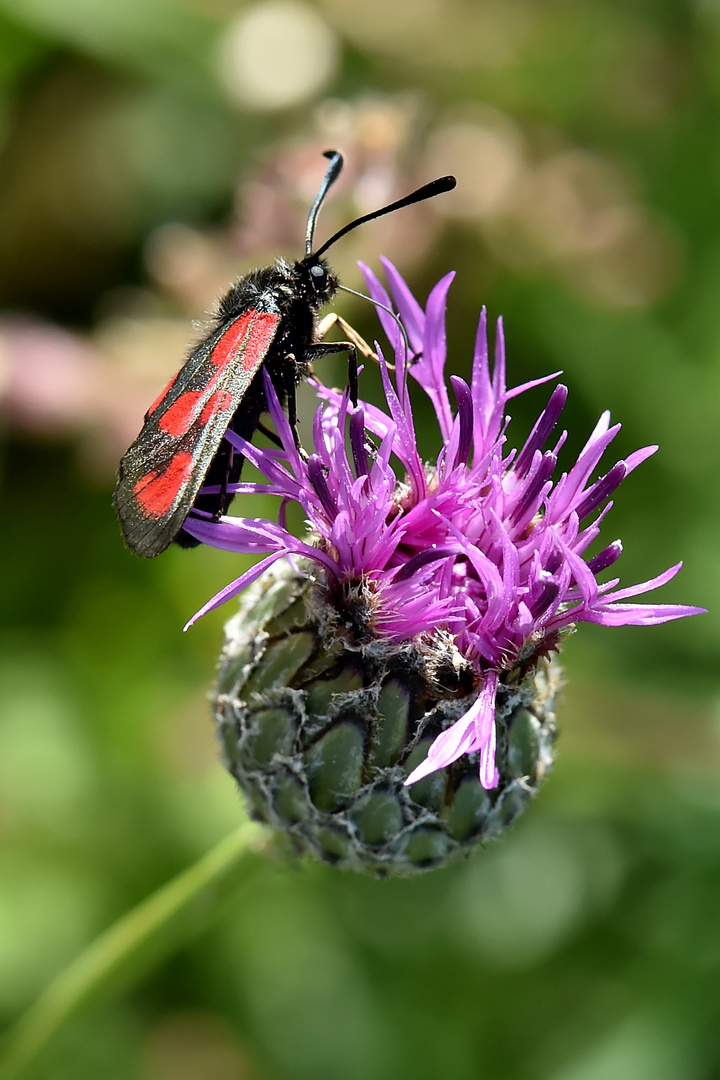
[113,150,456,558]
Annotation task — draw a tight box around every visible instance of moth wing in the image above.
[114,308,282,557]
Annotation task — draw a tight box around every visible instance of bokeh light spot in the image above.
[219,1,339,111]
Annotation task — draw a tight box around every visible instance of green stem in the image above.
[0,821,270,1080]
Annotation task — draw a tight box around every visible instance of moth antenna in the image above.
[312,174,456,260]
[305,150,344,257]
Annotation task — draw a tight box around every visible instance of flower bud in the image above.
[215,558,559,876]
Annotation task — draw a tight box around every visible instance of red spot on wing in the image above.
[133,452,194,519]
[200,388,234,425]
[147,372,179,417]
[210,310,280,373]
[159,381,234,437]
[159,389,205,436]
[146,310,279,441]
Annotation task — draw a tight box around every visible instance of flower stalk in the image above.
[0,823,267,1080]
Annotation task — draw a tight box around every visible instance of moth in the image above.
[113,150,455,557]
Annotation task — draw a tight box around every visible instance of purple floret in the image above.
[183,261,704,789]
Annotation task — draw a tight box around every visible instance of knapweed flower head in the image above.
[186,261,703,873]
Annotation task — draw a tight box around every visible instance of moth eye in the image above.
[310,264,324,278]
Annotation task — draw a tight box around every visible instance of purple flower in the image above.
[183,260,704,791]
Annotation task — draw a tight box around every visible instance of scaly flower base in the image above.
[215,559,560,876]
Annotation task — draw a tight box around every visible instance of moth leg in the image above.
[281,355,305,452]
[256,420,283,448]
[216,438,237,518]
[175,437,235,549]
[316,313,378,362]
[305,340,359,406]
[214,400,264,518]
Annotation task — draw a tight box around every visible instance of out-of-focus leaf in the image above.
[0,0,221,93]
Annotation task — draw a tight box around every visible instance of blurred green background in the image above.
[0,1,718,1077]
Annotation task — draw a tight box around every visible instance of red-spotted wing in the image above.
[114,308,282,557]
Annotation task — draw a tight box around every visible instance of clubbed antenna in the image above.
[312,174,457,260]
[305,150,344,257]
